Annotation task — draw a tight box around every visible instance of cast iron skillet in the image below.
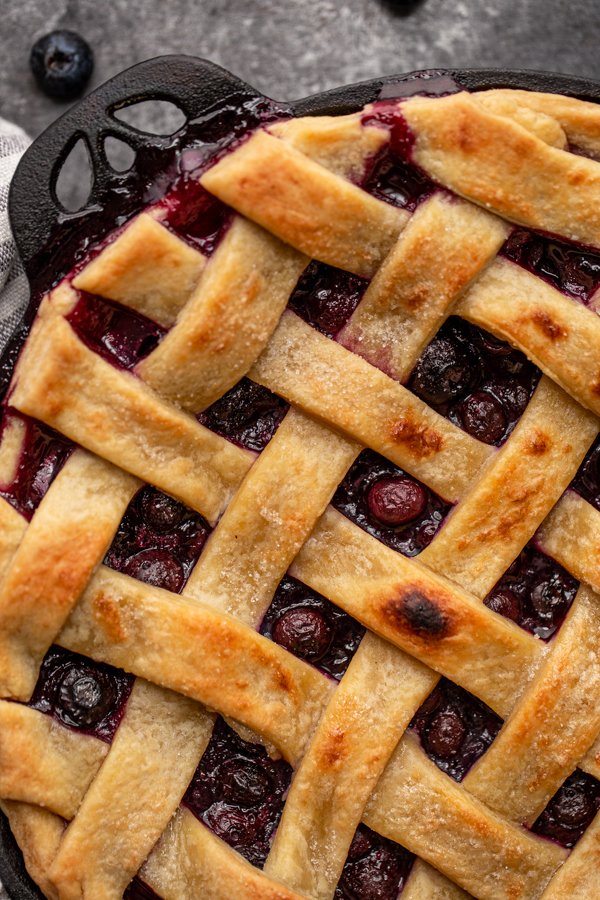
[2,56,600,899]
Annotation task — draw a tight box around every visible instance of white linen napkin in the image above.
[0,117,31,351]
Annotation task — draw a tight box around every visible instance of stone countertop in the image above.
[1,0,600,140]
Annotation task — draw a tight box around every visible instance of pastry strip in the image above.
[402,91,600,246]
[456,257,600,417]
[0,449,139,699]
[338,193,508,380]
[292,507,541,717]
[185,407,359,625]
[10,290,253,524]
[48,680,213,900]
[201,130,407,277]
[464,585,600,823]
[72,213,206,327]
[59,565,333,764]
[251,312,492,501]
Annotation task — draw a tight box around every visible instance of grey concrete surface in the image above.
[1,0,600,140]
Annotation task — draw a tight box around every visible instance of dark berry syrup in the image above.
[533,770,600,848]
[260,576,365,681]
[28,645,133,743]
[67,292,165,370]
[571,434,600,511]
[0,412,73,520]
[197,378,289,451]
[410,679,502,783]
[335,824,414,900]
[332,449,451,557]
[408,317,540,446]
[104,485,211,594]
[503,229,600,304]
[183,716,292,868]
[484,541,579,640]
[288,262,368,338]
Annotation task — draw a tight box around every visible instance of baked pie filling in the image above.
[2,76,600,899]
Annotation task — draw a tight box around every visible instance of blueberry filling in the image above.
[410,679,502,782]
[260,576,364,681]
[571,434,600,511]
[67,292,165,369]
[360,101,433,211]
[159,177,231,256]
[105,485,211,593]
[335,824,414,900]
[484,541,579,640]
[503,229,600,303]
[408,316,540,445]
[533,770,600,848]
[183,717,292,868]
[124,879,161,900]
[197,378,289,451]
[332,449,450,557]
[288,262,369,338]
[28,646,133,742]
[0,414,73,520]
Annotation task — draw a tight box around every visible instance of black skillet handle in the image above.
[8,55,262,297]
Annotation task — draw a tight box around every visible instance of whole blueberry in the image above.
[409,336,478,406]
[272,607,333,662]
[30,31,94,100]
[56,665,116,728]
[367,476,427,526]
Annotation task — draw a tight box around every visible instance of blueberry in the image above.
[423,708,466,758]
[485,588,522,623]
[409,336,478,406]
[218,758,273,805]
[56,665,116,728]
[272,607,333,662]
[140,489,185,533]
[553,782,596,829]
[30,31,94,100]
[122,549,184,593]
[339,846,402,900]
[367,477,427,526]
[530,573,572,623]
[459,391,507,444]
[203,803,259,847]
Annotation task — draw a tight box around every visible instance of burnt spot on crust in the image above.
[389,414,443,458]
[382,587,451,639]
[530,311,568,341]
[525,431,550,456]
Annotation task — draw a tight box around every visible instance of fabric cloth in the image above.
[0,116,31,352]
[0,115,30,900]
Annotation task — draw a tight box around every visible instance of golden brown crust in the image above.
[11,289,253,523]
[456,257,600,417]
[1,801,64,900]
[73,213,206,327]
[59,566,332,764]
[420,376,598,597]
[0,702,107,818]
[403,91,600,246]
[48,680,213,900]
[251,312,492,501]
[265,634,435,898]
[339,194,508,380]
[363,734,566,900]
[0,449,139,700]
[138,217,307,411]
[201,130,407,277]
[465,585,600,824]
[292,508,541,717]
[186,407,359,625]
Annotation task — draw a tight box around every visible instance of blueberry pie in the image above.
[2,78,600,900]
